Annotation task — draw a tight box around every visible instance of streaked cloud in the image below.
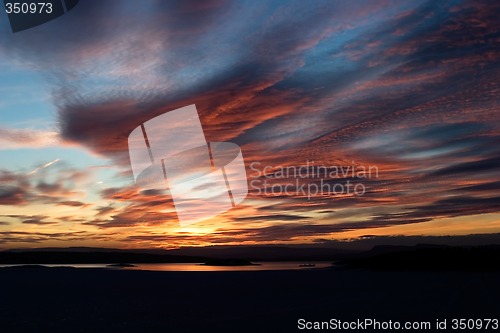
[0,0,498,247]
[0,127,59,150]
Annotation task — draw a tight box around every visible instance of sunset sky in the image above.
[0,0,499,249]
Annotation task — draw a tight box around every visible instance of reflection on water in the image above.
[128,262,333,271]
[0,262,333,271]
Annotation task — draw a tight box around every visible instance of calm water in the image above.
[127,262,333,271]
[0,262,333,271]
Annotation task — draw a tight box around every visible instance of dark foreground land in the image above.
[0,267,499,333]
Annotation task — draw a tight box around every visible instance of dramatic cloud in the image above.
[0,0,499,247]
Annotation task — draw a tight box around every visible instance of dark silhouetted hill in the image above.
[0,246,356,264]
[0,251,207,264]
[337,245,500,271]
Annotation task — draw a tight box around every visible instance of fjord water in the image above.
[0,261,333,271]
[127,261,332,271]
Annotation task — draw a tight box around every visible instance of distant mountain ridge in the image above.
[1,246,356,264]
[2,242,500,265]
